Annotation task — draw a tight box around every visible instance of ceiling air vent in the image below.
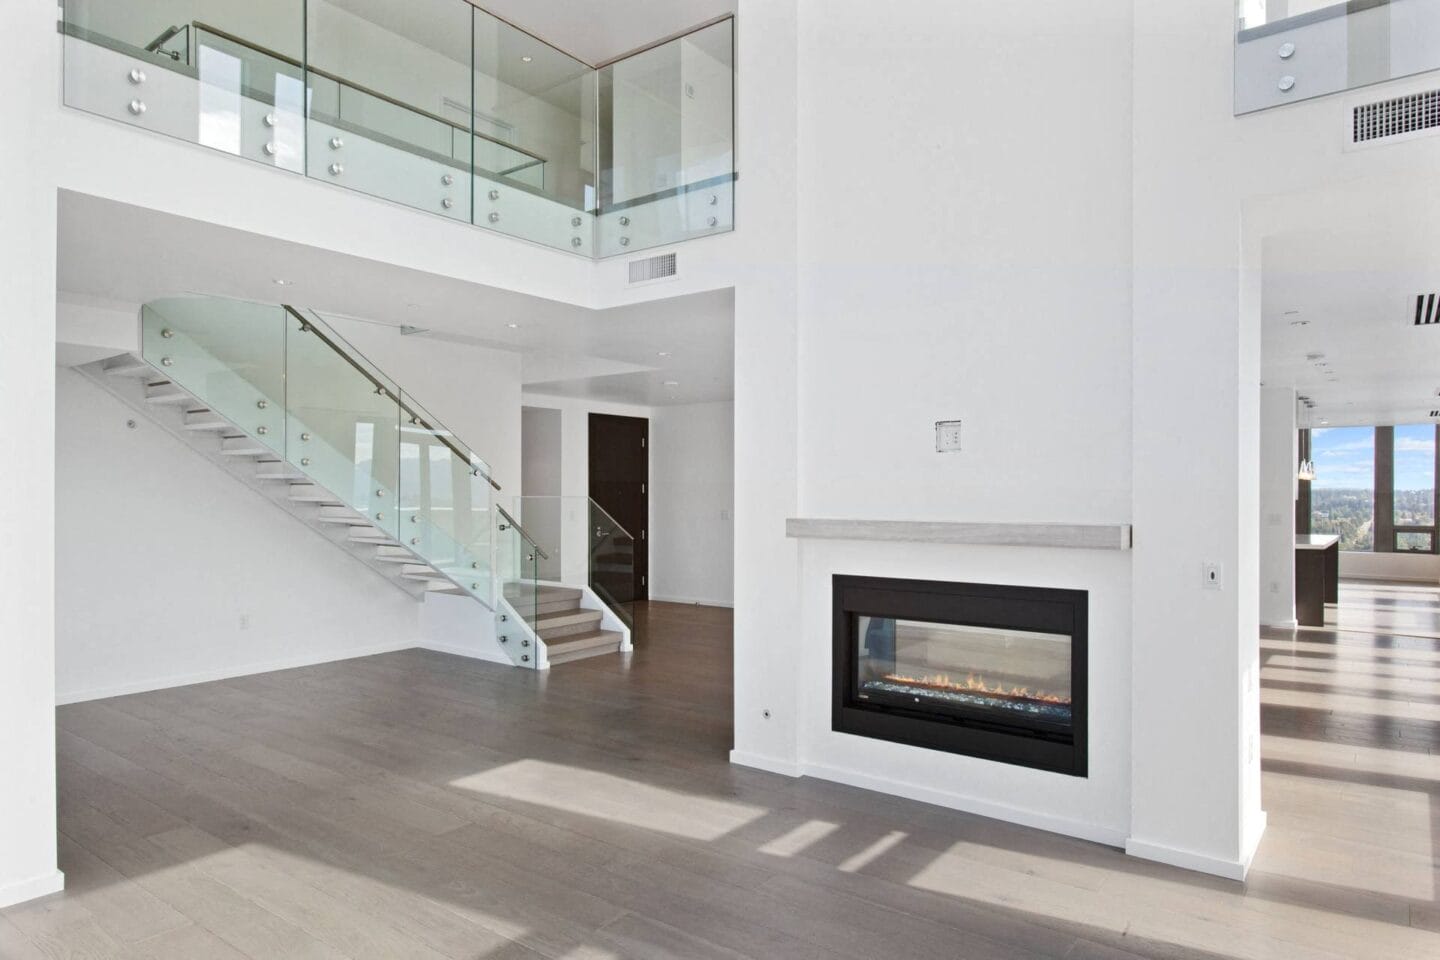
[1416,293,1439,326]
[629,252,677,284]
[1352,89,1440,144]
[1430,410,1440,418]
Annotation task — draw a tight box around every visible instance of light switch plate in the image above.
[935,420,963,453]
[1203,562,1223,590]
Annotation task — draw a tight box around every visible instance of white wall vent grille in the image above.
[1353,90,1440,144]
[1417,294,1440,326]
[629,252,677,284]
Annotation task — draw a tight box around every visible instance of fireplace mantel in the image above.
[786,518,1132,551]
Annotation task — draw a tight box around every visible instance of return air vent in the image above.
[1431,410,1440,418]
[1416,294,1439,326]
[628,252,677,284]
[1352,89,1440,144]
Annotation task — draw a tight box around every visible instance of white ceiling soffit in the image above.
[1261,216,1440,429]
[55,192,733,406]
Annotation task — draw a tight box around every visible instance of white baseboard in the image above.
[55,641,417,705]
[649,594,734,608]
[800,760,1129,848]
[729,749,802,777]
[1124,831,1258,881]
[0,870,64,909]
[1261,618,1298,629]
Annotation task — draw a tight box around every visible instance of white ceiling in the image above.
[56,192,732,406]
[1261,209,1440,429]
[473,0,735,66]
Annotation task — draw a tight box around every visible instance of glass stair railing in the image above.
[511,496,637,628]
[136,294,549,665]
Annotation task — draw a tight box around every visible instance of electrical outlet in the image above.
[935,420,963,453]
[1203,563,1223,590]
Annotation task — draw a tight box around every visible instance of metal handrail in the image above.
[496,505,550,560]
[280,305,501,492]
[143,24,186,59]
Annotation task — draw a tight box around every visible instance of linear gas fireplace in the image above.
[833,575,1087,776]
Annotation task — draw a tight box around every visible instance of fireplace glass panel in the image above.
[855,616,1073,729]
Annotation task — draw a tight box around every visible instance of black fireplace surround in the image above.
[833,575,1088,776]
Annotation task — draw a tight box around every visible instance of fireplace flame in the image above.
[882,672,1071,706]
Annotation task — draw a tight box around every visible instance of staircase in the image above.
[505,584,625,665]
[81,295,631,669]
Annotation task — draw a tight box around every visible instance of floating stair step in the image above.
[145,383,192,405]
[288,483,343,505]
[183,409,232,432]
[545,630,624,665]
[535,608,604,641]
[103,357,154,378]
[349,528,399,546]
[317,507,371,526]
[220,438,273,456]
[401,564,447,581]
[373,552,419,565]
[255,461,307,481]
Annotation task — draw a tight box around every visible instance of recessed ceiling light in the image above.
[521,55,533,63]
[1320,419,1329,425]
[1313,361,1329,368]
[657,351,671,357]
[507,323,519,329]
[1289,319,1309,327]
[273,278,292,286]
[663,380,679,387]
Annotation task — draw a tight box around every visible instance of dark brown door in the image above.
[589,413,648,604]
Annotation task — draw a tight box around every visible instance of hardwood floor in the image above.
[4,595,1437,958]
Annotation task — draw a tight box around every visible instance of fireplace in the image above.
[833,575,1087,776]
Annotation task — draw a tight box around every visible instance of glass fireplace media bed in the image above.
[834,576,1088,776]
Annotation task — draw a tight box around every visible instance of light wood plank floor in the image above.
[4,595,1437,958]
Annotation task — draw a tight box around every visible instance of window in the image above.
[1310,427,1375,551]
[1307,424,1439,553]
[1393,424,1436,553]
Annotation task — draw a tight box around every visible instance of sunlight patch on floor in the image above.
[451,760,767,841]
[1259,664,1440,696]
[1260,685,1440,721]
[757,820,838,858]
[837,830,908,873]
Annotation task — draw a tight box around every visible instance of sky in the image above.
[1312,425,1436,491]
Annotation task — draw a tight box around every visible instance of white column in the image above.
[1259,388,1298,627]
[1128,0,1264,879]
[0,2,62,907]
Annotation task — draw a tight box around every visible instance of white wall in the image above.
[521,405,564,580]
[650,401,734,606]
[1259,387,1298,626]
[54,369,423,702]
[0,0,62,909]
[1340,551,1440,582]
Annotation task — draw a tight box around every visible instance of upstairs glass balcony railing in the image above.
[60,0,734,256]
[1236,0,1440,113]
[140,295,500,609]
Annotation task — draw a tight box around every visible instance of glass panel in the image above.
[306,0,472,221]
[1310,425,1376,550]
[1235,0,1440,113]
[140,297,287,453]
[589,498,636,627]
[1393,423,1435,526]
[598,18,734,256]
[398,392,496,606]
[284,310,401,540]
[473,9,596,253]
[512,496,565,582]
[498,511,543,667]
[855,617,1073,727]
[63,1,305,171]
[1396,530,1434,552]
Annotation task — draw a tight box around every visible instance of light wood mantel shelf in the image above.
[785,518,1133,551]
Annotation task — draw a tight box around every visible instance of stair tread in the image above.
[545,629,622,653]
[505,584,583,602]
[534,608,602,626]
